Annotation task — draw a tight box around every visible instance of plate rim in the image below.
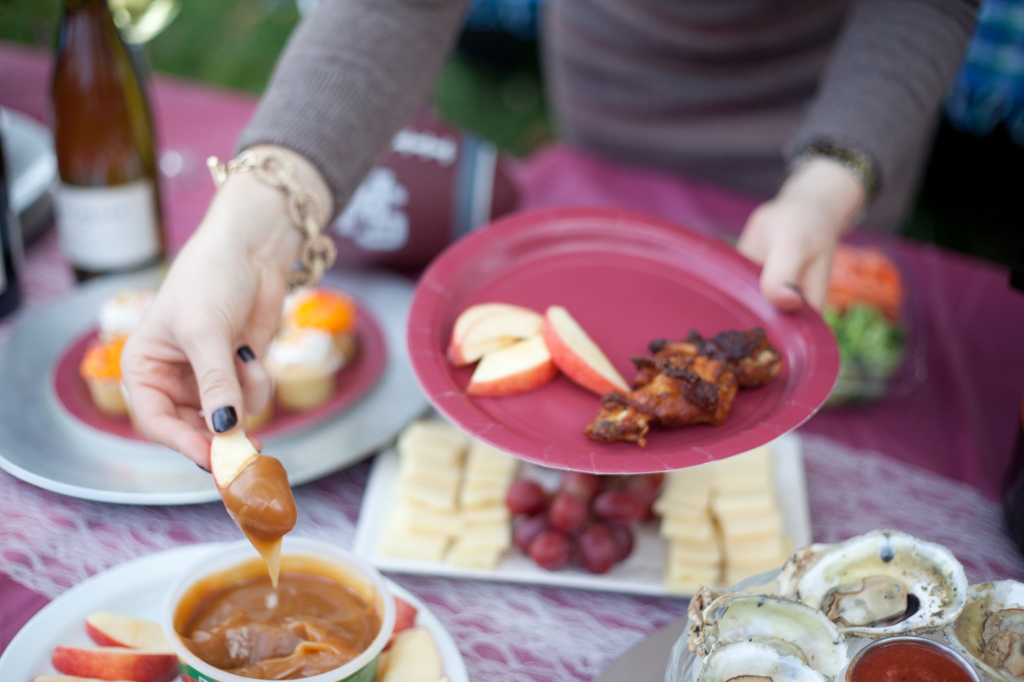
[0,542,470,682]
[407,206,839,473]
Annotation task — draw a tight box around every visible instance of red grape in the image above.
[529,529,572,570]
[592,490,644,525]
[577,524,618,574]
[560,472,602,502]
[549,492,588,532]
[506,479,547,516]
[622,474,664,519]
[513,513,550,553]
[609,524,634,562]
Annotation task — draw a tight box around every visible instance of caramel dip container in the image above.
[161,538,396,682]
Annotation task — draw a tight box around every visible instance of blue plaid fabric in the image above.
[945,0,1024,144]
[464,0,544,40]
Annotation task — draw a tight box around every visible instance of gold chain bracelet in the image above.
[207,150,337,287]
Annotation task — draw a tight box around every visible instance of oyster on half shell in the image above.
[777,530,968,638]
[945,580,1024,681]
[688,592,848,680]
[697,641,826,682]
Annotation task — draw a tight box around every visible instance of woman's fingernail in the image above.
[237,345,256,363]
[196,462,210,473]
[785,283,807,303]
[211,406,238,433]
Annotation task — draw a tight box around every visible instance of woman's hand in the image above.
[737,157,866,311]
[121,145,332,468]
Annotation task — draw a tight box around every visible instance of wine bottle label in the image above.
[54,179,160,271]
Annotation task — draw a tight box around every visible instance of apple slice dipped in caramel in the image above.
[210,430,297,587]
[466,335,557,397]
[448,304,543,366]
[85,612,172,652]
[542,305,630,395]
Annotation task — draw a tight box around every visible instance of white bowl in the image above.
[161,537,396,682]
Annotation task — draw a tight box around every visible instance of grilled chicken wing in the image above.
[585,355,738,446]
[585,327,781,446]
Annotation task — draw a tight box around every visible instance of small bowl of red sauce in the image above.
[846,636,980,682]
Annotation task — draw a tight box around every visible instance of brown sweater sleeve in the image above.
[237,0,470,217]
[785,0,979,196]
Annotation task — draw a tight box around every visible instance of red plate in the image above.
[408,207,839,473]
[53,305,388,441]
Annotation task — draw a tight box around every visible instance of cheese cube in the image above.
[461,504,511,525]
[654,488,711,515]
[719,513,782,544]
[723,536,789,564]
[400,458,461,490]
[458,522,512,551]
[398,419,469,466]
[379,510,450,561]
[401,479,459,511]
[447,539,503,569]
[665,562,719,586]
[460,485,507,508]
[660,512,714,542]
[465,440,518,476]
[405,502,465,537]
[668,539,720,568]
[711,491,777,520]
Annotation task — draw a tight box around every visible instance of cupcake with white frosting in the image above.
[265,328,344,411]
[98,287,155,340]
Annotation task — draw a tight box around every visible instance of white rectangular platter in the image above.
[354,432,811,597]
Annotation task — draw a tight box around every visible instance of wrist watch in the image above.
[789,140,878,204]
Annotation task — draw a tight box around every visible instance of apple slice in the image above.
[386,596,419,648]
[467,336,557,397]
[381,627,443,682]
[209,430,259,490]
[448,305,543,366]
[51,646,177,682]
[85,612,172,652]
[450,303,533,345]
[542,306,629,395]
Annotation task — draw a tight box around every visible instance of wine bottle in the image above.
[0,129,23,318]
[51,0,164,281]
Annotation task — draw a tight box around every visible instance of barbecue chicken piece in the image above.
[585,327,781,446]
[585,355,738,446]
[644,328,782,389]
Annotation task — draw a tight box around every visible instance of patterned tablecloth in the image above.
[0,435,1022,680]
[2,40,1024,681]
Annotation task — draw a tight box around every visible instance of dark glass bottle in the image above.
[1001,248,1024,553]
[51,0,164,281]
[0,130,23,318]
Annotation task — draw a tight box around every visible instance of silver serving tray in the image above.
[0,267,426,504]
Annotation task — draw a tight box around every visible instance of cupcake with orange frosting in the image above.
[283,287,359,364]
[79,337,128,416]
[265,327,343,411]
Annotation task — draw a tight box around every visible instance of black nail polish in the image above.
[196,462,210,473]
[211,406,238,433]
[237,345,256,363]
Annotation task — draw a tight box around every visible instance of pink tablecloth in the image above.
[2,40,1024,678]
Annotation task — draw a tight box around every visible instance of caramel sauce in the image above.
[175,556,382,680]
[221,455,297,586]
